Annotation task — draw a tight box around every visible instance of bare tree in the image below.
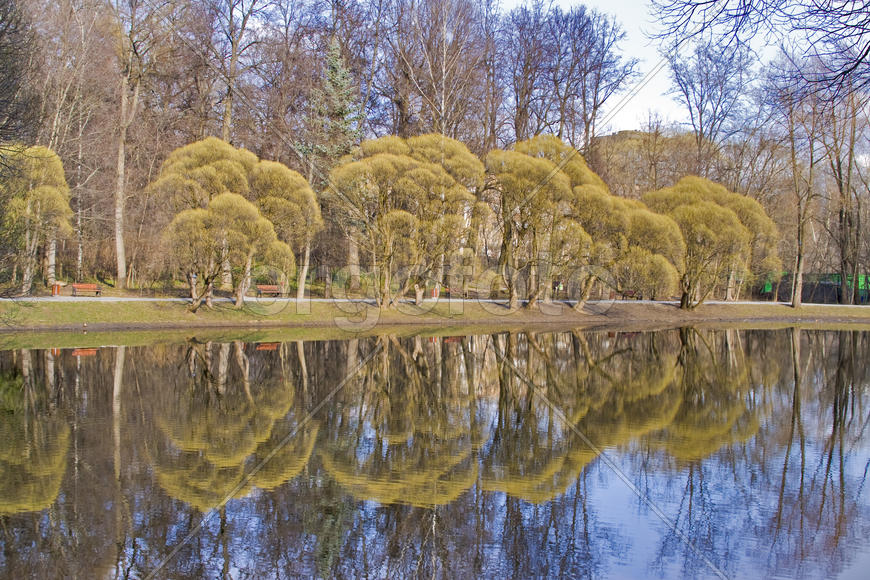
[764,58,825,308]
[108,0,177,289]
[201,0,271,143]
[505,1,549,143]
[388,0,486,138]
[666,37,753,176]
[0,0,37,166]
[544,6,637,153]
[818,89,867,304]
[652,0,870,93]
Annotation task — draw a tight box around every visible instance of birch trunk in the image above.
[296,241,311,301]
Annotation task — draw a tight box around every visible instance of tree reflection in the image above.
[0,329,868,579]
[651,328,759,462]
[320,336,486,507]
[148,340,316,512]
[0,361,69,515]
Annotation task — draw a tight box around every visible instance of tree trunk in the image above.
[20,201,38,295]
[188,272,198,302]
[572,275,596,312]
[323,265,332,299]
[296,241,311,301]
[234,254,253,309]
[115,73,139,290]
[47,231,57,286]
[725,268,736,301]
[414,283,425,306]
[792,251,804,309]
[76,201,83,282]
[222,44,238,142]
[348,234,361,290]
[526,254,539,309]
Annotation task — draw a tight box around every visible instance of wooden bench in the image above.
[71,283,101,296]
[71,348,98,357]
[256,284,282,297]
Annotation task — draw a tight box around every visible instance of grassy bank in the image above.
[4,297,870,350]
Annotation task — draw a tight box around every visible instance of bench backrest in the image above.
[73,283,99,290]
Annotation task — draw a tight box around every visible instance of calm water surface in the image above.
[1,328,868,579]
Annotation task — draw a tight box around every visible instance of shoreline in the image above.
[3,299,870,349]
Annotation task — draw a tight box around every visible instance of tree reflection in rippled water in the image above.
[0,328,867,578]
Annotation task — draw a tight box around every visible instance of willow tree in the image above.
[644,176,780,309]
[152,138,310,305]
[163,193,292,311]
[148,137,258,214]
[249,161,323,299]
[485,148,575,309]
[406,134,485,294]
[328,135,482,307]
[504,135,683,307]
[0,145,72,294]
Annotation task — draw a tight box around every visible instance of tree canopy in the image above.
[0,146,71,295]
[644,176,781,308]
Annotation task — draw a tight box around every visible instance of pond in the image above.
[0,328,868,579]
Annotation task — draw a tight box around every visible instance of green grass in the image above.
[5,297,870,351]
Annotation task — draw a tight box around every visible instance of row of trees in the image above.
[2,0,868,306]
[151,133,779,310]
[2,130,780,310]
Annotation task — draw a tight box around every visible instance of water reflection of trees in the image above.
[0,356,69,515]
[0,329,868,578]
[319,336,488,507]
[651,328,759,462]
[147,340,318,511]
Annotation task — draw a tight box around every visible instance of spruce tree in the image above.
[302,37,361,188]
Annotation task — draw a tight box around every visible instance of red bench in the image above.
[71,348,98,357]
[256,284,282,297]
[71,283,101,296]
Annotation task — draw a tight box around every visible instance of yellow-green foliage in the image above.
[625,209,685,267]
[406,134,485,190]
[163,208,214,275]
[151,353,317,511]
[613,247,680,299]
[249,161,323,252]
[514,135,607,190]
[163,193,293,282]
[487,148,573,211]
[329,134,483,305]
[487,136,683,300]
[644,176,781,306]
[359,135,410,157]
[155,139,312,288]
[1,145,73,242]
[150,137,258,212]
[645,176,780,277]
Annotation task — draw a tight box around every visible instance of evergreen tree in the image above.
[302,37,361,187]
[302,37,362,291]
